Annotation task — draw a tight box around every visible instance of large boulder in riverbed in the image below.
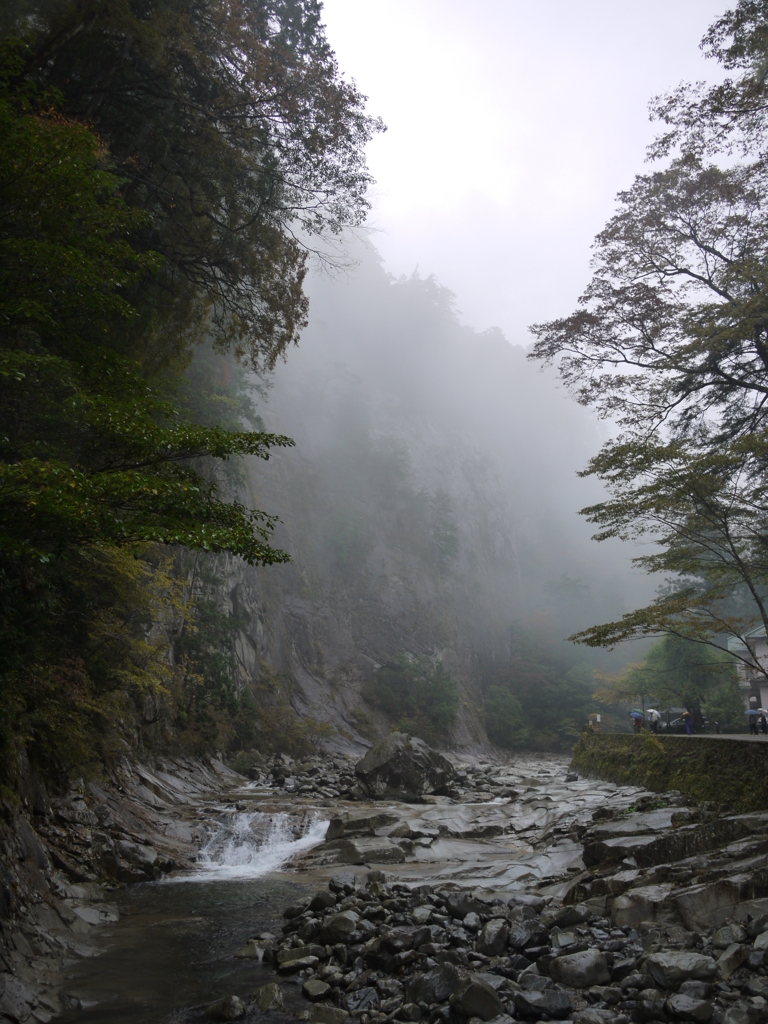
[354,733,455,800]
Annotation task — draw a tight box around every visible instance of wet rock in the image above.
[329,873,356,895]
[635,988,667,1022]
[573,1010,617,1024]
[277,944,326,963]
[1,975,34,1021]
[675,881,742,932]
[233,939,263,959]
[477,919,509,957]
[346,987,379,1013]
[335,837,406,865]
[717,943,750,980]
[611,884,675,928]
[412,905,433,925]
[253,983,284,1012]
[509,919,550,950]
[514,988,572,1019]
[393,1005,420,1022]
[308,1007,349,1024]
[645,951,717,988]
[206,995,245,1020]
[303,978,331,1001]
[406,962,461,1004]
[549,948,611,988]
[447,893,487,920]
[354,733,455,800]
[320,911,359,945]
[449,977,503,1021]
[277,955,320,974]
[723,1005,763,1024]
[714,925,748,949]
[665,993,714,1022]
[310,890,338,912]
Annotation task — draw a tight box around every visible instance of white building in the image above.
[727,625,768,710]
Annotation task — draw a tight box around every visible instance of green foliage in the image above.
[10,0,384,369]
[484,686,528,749]
[363,656,459,744]
[595,635,743,727]
[477,624,611,751]
[528,3,768,669]
[572,731,768,814]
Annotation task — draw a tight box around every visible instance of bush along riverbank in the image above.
[570,733,768,813]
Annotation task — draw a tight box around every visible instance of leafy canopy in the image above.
[10,0,385,369]
[528,1,768,671]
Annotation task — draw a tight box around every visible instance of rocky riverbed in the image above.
[4,746,768,1024]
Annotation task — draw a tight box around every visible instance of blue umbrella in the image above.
[628,711,644,720]
[747,709,760,716]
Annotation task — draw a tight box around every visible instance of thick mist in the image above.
[227,238,652,748]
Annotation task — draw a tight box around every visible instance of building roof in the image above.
[728,624,768,653]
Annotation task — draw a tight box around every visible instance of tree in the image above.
[528,1,768,672]
[0,49,292,567]
[7,0,384,370]
[0,43,293,775]
[595,636,743,727]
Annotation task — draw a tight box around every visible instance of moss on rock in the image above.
[571,733,766,813]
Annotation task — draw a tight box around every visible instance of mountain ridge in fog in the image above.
[218,237,651,748]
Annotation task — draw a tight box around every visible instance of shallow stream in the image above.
[59,811,331,1024]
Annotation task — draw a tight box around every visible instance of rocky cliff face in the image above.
[201,243,650,752]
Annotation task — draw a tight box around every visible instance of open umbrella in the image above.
[681,711,692,718]
[628,711,644,720]
[747,709,760,715]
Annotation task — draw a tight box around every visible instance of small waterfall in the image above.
[186,811,328,881]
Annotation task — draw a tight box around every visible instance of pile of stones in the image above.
[245,753,361,800]
[244,872,768,1024]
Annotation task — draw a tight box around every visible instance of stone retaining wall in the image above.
[571,732,768,813]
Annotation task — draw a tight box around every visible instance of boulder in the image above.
[310,890,337,912]
[396,1005,421,1022]
[277,955,320,974]
[514,989,571,1020]
[447,893,487,919]
[309,1008,349,1024]
[666,993,714,1022]
[354,733,455,800]
[645,951,717,989]
[635,989,667,1022]
[477,919,509,957]
[714,924,748,949]
[718,943,750,980]
[328,872,356,894]
[406,963,461,1004]
[320,911,359,945]
[233,939,263,959]
[346,987,379,1013]
[335,837,406,865]
[508,919,550,950]
[253,984,284,1012]
[572,1011,617,1024]
[206,996,245,1021]
[449,978,503,1021]
[303,979,331,1002]
[611,884,675,928]
[549,949,611,988]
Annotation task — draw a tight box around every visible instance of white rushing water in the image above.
[184,811,329,881]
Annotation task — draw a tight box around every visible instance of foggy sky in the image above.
[321,0,727,344]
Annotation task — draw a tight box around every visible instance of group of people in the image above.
[749,712,768,735]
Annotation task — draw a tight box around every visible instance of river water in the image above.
[56,754,643,1024]
[60,811,331,1024]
